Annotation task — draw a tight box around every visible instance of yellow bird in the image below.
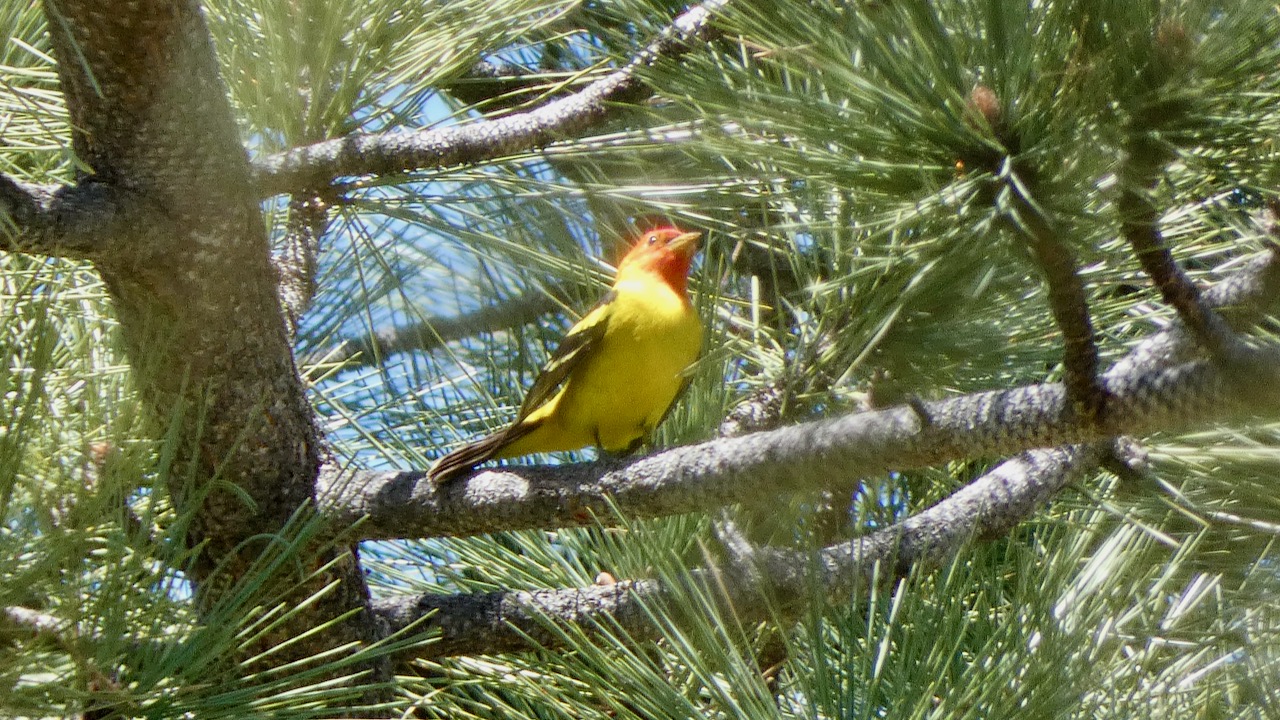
[429,227,704,483]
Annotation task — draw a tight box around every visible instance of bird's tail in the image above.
[428,423,536,483]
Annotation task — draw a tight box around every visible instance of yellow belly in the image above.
[499,277,702,456]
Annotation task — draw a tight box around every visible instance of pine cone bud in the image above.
[967,85,1002,129]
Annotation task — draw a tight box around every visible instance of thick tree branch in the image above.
[326,348,1278,541]
[252,0,729,197]
[372,443,1104,660]
[374,578,657,659]
[0,176,131,258]
[321,251,1280,541]
[42,0,382,678]
[797,445,1105,588]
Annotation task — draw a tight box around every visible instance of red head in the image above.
[615,226,703,295]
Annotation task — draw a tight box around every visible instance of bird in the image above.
[428,226,704,483]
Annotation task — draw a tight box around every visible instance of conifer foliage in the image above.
[3,1,1280,717]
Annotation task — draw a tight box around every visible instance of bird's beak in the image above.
[667,231,703,257]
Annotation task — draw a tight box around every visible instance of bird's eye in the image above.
[647,234,658,245]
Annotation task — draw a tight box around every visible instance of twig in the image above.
[1018,203,1108,423]
[444,61,577,113]
[970,84,1107,424]
[302,286,565,371]
[1116,25,1239,356]
[252,0,730,196]
[1117,143,1239,355]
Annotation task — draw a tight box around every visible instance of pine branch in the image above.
[327,348,1278,540]
[364,250,1280,662]
[320,251,1280,542]
[968,85,1106,422]
[251,0,729,197]
[1117,144,1240,355]
[2,606,132,719]
[373,578,655,659]
[1017,200,1107,423]
[302,285,567,371]
[371,443,1104,661]
[0,175,130,258]
[1,605,65,645]
[276,193,331,337]
[1116,20,1241,356]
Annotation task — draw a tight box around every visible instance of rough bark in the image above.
[41,0,380,672]
[323,341,1280,541]
[373,444,1105,660]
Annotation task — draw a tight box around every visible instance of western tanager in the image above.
[429,227,704,482]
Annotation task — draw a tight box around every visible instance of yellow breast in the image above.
[506,275,702,455]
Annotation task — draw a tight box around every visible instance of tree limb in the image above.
[277,193,331,337]
[326,347,1277,541]
[321,250,1280,542]
[0,175,131,258]
[374,578,657,659]
[252,0,729,197]
[371,443,1104,660]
